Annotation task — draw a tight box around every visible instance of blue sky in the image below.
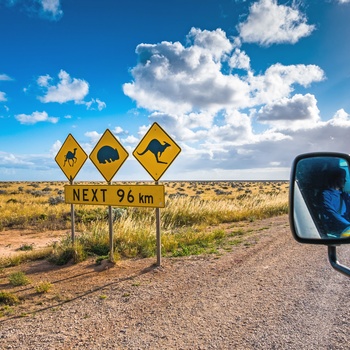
[1,0,350,182]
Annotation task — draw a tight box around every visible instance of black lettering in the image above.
[101,189,107,202]
[83,188,89,201]
[73,189,80,201]
[139,193,154,204]
[144,195,154,204]
[92,189,98,202]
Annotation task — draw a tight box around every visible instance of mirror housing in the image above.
[289,152,350,245]
[289,152,350,277]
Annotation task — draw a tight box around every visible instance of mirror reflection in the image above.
[294,156,350,240]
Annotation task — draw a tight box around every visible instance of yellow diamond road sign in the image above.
[55,134,88,182]
[133,122,181,181]
[89,129,129,183]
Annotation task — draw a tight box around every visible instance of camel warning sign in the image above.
[89,129,129,183]
[133,122,181,181]
[55,134,88,182]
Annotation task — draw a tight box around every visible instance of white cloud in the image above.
[38,70,89,104]
[84,98,106,111]
[327,109,350,126]
[41,0,63,20]
[186,27,233,60]
[15,111,59,125]
[256,93,321,130]
[123,28,254,114]
[338,0,350,3]
[229,48,251,71]
[0,74,13,81]
[0,151,34,167]
[0,74,12,103]
[84,131,102,144]
[238,0,315,46]
[248,63,325,106]
[3,0,63,20]
[112,126,125,135]
[50,140,62,156]
[122,135,138,144]
[122,26,330,179]
[123,28,324,117]
[0,92,7,102]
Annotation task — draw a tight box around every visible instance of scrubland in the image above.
[0,180,289,317]
[0,180,288,266]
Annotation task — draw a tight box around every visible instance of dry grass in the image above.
[0,180,289,263]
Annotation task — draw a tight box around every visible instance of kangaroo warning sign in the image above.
[133,122,181,181]
[55,134,88,182]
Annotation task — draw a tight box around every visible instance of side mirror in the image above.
[289,152,350,277]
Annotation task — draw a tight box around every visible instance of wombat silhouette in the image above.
[137,139,170,164]
[97,146,119,164]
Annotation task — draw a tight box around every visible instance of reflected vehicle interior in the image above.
[291,153,350,243]
[290,152,350,277]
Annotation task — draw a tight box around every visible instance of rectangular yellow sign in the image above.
[65,184,165,208]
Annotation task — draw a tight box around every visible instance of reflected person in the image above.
[323,168,350,236]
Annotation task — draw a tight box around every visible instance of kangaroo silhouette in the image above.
[64,148,77,167]
[137,139,170,164]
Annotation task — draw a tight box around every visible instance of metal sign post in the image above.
[55,134,87,244]
[133,123,181,266]
[155,181,161,266]
[70,180,75,244]
[107,182,114,263]
[57,123,180,268]
[89,129,129,263]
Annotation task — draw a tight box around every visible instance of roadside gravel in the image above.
[1,214,350,349]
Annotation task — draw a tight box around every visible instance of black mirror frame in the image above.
[289,151,350,245]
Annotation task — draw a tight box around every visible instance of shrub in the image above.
[0,291,19,305]
[35,281,53,293]
[8,271,31,286]
[48,196,65,205]
[49,240,87,265]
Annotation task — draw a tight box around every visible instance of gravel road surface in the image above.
[1,215,350,349]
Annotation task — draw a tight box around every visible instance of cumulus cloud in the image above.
[249,63,325,106]
[38,70,89,104]
[238,0,315,46]
[124,28,253,114]
[121,24,336,180]
[123,28,324,118]
[37,70,106,110]
[0,151,34,167]
[256,94,321,130]
[15,111,59,124]
[2,0,63,20]
[84,131,102,144]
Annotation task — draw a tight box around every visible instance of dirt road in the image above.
[1,215,350,349]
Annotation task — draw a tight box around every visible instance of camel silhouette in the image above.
[137,139,170,164]
[64,148,77,167]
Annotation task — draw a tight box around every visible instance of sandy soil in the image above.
[1,215,350,349]
[0,229,69,257]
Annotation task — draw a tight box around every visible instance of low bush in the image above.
[0,291,19,305]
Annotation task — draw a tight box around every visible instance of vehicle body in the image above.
[289,152,350,277]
